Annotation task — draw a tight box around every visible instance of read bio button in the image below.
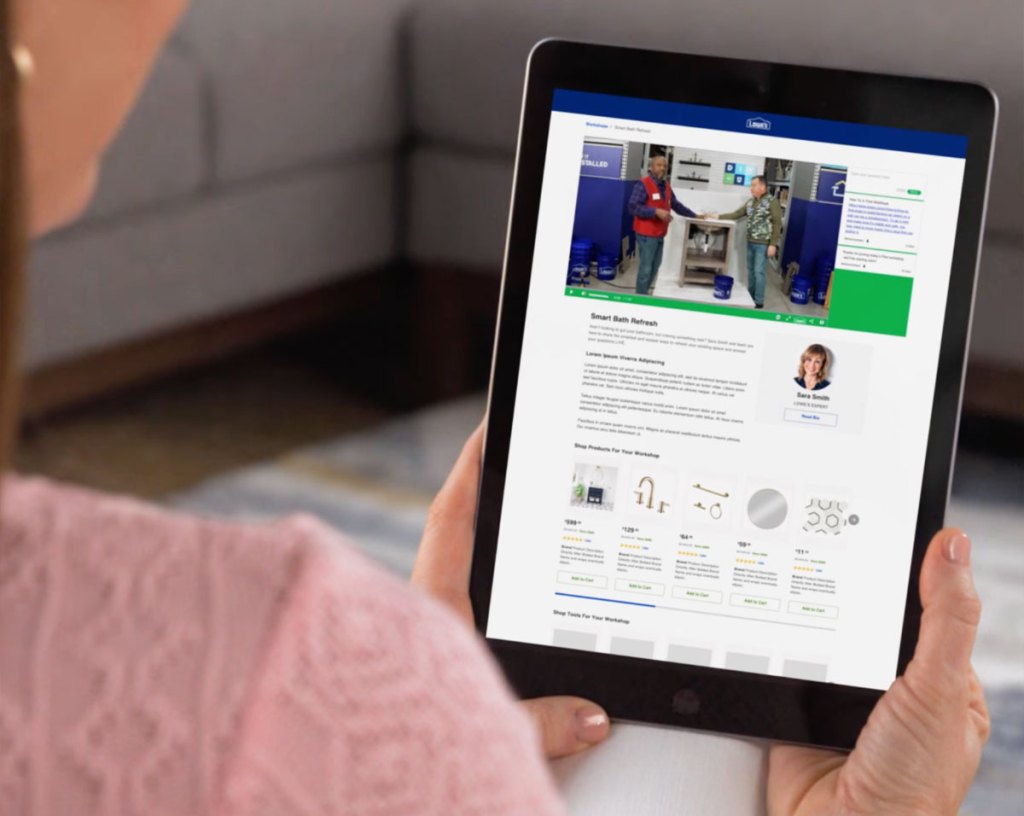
[784,408,838,427]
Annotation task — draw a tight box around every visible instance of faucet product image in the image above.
[632,474,673,515]
[636,476,656,508]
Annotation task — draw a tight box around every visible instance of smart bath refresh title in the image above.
[590,312,658,327]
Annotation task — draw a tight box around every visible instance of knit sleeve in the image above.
[215,516,565,816]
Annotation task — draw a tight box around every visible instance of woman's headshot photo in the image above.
[795,343,832,391]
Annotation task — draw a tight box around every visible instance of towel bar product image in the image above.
[685,477,737,525]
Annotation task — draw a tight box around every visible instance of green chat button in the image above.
[907,189,922,195]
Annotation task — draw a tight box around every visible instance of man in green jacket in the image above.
[708,175,782,309]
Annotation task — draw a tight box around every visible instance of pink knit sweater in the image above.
[0,476,564,815]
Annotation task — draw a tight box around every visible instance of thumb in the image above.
[911,528,980,687]
[410,423,485,622]
[520,696,611,759]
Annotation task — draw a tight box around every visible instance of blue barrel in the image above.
[570,239,593,261]
[713,274,734,299]
[814,255,834,304]
[790,275,812,304]
[814,269,832,304]
[567,261,588,286]
[596,253,617,281]
[569,240,593,284]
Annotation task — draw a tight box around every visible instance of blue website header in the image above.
[553,89,967,159]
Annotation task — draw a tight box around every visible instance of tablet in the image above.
[470,40,996,750]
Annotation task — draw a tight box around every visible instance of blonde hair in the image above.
[0,5,28,477]
[797,344,830,381]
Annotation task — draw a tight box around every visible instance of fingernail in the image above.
[945,531,971,565]
[574,704,609,744]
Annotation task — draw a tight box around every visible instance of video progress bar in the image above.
[554,592,656,608]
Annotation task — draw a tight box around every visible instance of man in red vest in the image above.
[628,153,698,295]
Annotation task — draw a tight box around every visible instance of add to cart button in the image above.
[787,600,839,619]
[783,408,838,427]
[672,586,723,604]
[614,578,665,596]
[557,571,607,589]
[730,593,781,612]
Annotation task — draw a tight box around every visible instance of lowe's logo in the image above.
[746,117,771,131]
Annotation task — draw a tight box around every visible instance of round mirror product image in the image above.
[747,488,788,529]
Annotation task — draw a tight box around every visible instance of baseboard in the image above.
[411,263,500,401]
[962,361,1024,422]
[961,362,1024,456]
[22,268,401,419]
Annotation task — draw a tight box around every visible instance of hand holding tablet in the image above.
[415,426,987,812]
[413,425,612,759]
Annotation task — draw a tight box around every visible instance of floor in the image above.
[588,223,827,319]
[16,333,396,498]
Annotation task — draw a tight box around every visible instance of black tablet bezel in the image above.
[470,39,996,750]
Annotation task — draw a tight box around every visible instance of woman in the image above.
[795,343,831,391]
[1,2,989,813]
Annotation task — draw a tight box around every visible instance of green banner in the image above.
[827,269,913,336]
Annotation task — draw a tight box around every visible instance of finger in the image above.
[520,696,610,759]
[410,423,485,615]
[911,528,980,687]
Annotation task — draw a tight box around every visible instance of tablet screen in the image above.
[486,89,968,691]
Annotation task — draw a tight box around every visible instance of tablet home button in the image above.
[672,688,701,716]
